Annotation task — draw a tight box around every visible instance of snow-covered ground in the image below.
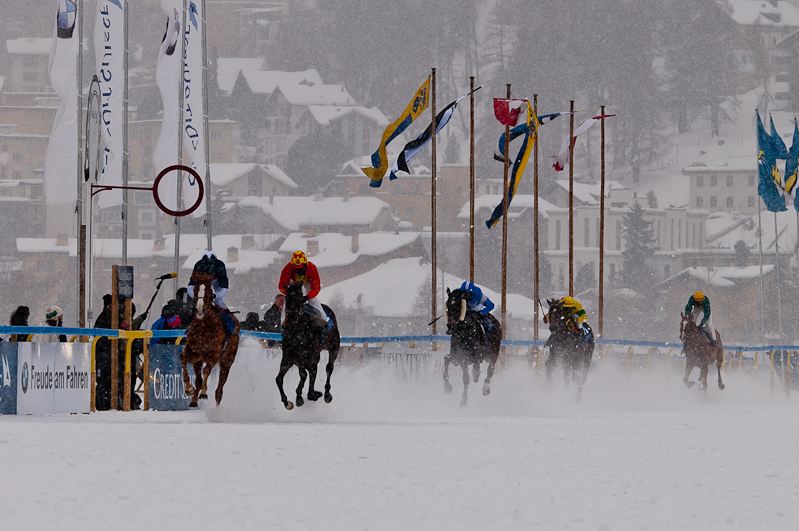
[1,343,797,531]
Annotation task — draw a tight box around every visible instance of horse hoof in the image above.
[718,383,725,390]
[285,401,294,410]
[188,401,198,409]
[308,390,322,401]
[686,381,695,389]
[199,393,208,400]
[482,385,490,396]
[460,398,468,407]
[473,373,480,384]
[296,396,304,407]
[444,381,453,394]
[185,385,195,396]
[324,393,333,404]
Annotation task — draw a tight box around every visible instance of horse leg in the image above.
[460,362,470,407]
[198,363,213,400]
[483,352,498,396]
[443,354,453,393]
[683,361,696,389]
[323,345,339,404]
[472,361,481,383]
[699,363,709,391]
[275,360,294,410]
[716,350,725,390]
[545,351,556,384]
[189,362,203,408]
[307,361,323,402]
[180,348,195,397]
[295,366,307,407]
[215,336,239,405]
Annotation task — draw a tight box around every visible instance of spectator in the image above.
[93,295,115,410]
[9,305,30,342]
[39,305,67,342]
[241,312,261,331]
[263,294,284,346]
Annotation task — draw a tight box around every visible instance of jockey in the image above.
[279,250,330,329]
[545,296,593,344]
[685,291,716,346]
[459,281,495,329]
[187,251,236,335]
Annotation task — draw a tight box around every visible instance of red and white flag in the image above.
[553,114,615,171]
[493,98,528,126]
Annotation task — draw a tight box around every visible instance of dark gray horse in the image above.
[545,298,595,397]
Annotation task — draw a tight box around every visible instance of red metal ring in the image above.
[153,165,204,217]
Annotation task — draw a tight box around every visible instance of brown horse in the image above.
[679,312,725,391]
[181,274,240,407]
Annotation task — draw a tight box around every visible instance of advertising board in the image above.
[149,344,216,411]
[0,343,17,415]
[16,343,91,414]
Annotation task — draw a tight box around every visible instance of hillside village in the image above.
[2,0,799,342]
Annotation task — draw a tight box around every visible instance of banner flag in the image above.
[94,0,125,208]
[756,111,787,212]
[784,119,799,209]
[44,0,79,205]
[493,98,528,126]
[494,112,571,163]
[362,77,430,186]
[152,0,182,212]
[387,87,480,183]
[181,0,207,217]
[553,113,615,171]
[486,102,538,228]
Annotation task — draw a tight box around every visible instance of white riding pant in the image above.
[691,308,715,340]
[187,281,228,310]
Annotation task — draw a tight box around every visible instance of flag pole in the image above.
[774,212,783,343]
[599,105,606,339]
[569,99,575,296]
[533,94,540,349]
[77,0,85,327]
[175,0,189,294]
[501,84,510,345]
[202,0,212,251]
[431,68,438,347]
[122,0,129,266]
[469,75,475,283]
[757,199,765,344]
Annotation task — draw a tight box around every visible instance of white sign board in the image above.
[17,343,91,414]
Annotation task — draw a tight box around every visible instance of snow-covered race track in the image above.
[1,342,797,531]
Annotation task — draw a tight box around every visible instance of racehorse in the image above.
[276,282,341,410]
[544,297,594,395]
[443,287,501,407]
[180,274,240,408]
[680,312,725,391]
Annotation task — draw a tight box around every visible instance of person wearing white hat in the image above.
[40,306,67,342]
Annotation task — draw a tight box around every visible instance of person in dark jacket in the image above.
[9,305,30,342]
[241,312,261,331]
[263,294,284,346]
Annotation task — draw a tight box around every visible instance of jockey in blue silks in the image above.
[460,281,495,329]
[187,251,236,335]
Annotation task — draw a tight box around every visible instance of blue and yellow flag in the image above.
[756,111,787,212]
[362,77,430,186]
[486,101,537,228]
[783,119,799,208]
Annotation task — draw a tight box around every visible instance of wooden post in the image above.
[123,298,132,411]
[569,100,575,296]
[79,225,86,328]
[143,338,149,411]
[431,68,438,349]
[469,76,475,283]
[111,265,119,410]
[599,105,606,340]
[501,84,510,342]
[533,94,540,365]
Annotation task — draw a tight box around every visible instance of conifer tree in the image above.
[621,202,656,293]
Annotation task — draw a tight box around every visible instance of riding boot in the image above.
[220,308,236,336]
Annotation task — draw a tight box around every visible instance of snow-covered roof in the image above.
[17,234,283,259]
[238,69,323,95]
[237,196,392,231]
[458,194,560,219]
[262,164,297,189]
[6,38,50,55]
[278,231,420,269]
[181,249,282,275]
[275,83,356,107]
[553,180,627,205]
[317,257,536,320]
[705,210,796,251]
[662,265,775,288]
[216,58,265,94]
[723,0,799,27]
[208,163,298,189]
[306,105,389,126]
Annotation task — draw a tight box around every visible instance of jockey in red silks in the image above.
[279,250,329,328]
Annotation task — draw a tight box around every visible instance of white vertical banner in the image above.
[43,0,79,206]
[182,0,207,217]
[94,0,125,209]
[153,0,181,212]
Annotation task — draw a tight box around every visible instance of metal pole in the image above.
[501,84,510,339]
[202,0,212,251]
[77,0,85,327]
[469,75,475,283]
[599,105,606,339]
[122,0,129,266]
[774,212,783,343]
[533,94,539,345]
[175,0,189,294]
[758,199,765,343]
[431,68,437,345]
[569,99,575,296]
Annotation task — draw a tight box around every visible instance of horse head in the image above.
[193,273,215,319]
[283,283,307,323]
[680,312,697,343]
[445,288,469,331]
[546,297,570,335]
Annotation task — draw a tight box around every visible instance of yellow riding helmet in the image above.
[694,291,705,302]
[562,296,577,308]
[291,250,308,268]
